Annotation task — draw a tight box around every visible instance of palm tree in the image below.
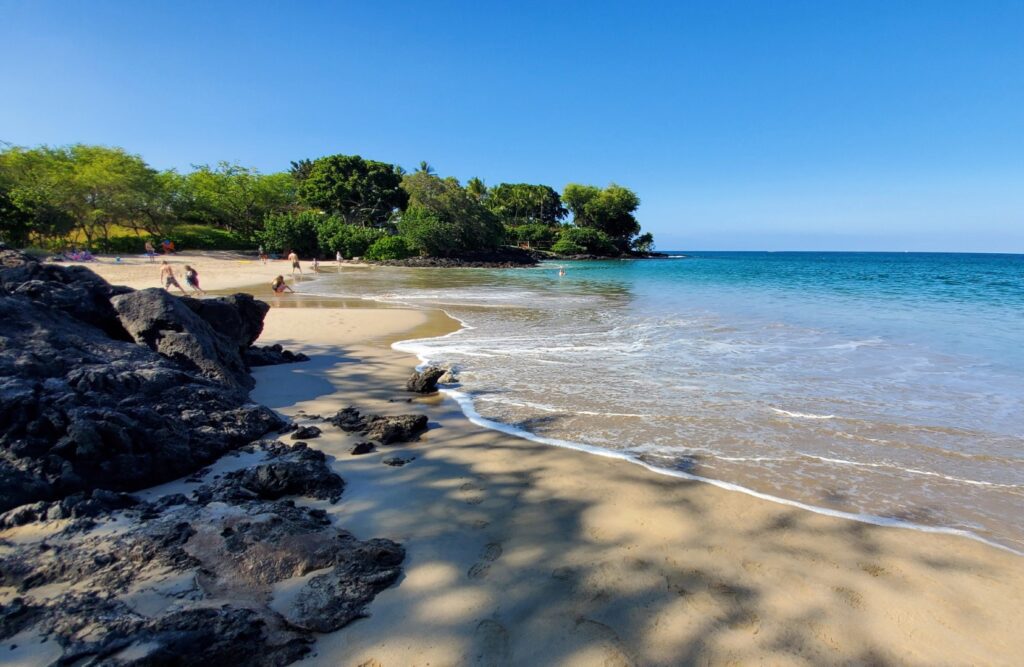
[416,161,435,175]
[466,177,487,200]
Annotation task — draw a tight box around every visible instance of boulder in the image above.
[245,344,310,367]
[406,366,446,393]
[290,425,322,440]
[327,406,429,444]
[350,442,376,456]
[111,288,252,389]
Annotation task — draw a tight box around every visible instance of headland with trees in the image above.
[0,143,656,263]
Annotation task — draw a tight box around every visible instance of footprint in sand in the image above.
[467,542,504,579]
[457,481,486,505]
[472,619,511,666]
[572,617,634,667]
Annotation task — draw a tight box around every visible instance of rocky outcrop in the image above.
[406,366,446,393]
[246,343,310,367]
[370,247,538,268]
[111,288,253,390]
[328,406,429,444]
[0,441,405,665]
[0,245,285,513]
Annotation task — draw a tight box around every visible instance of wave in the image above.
[392,314,1024,557]
[770,408,836,420]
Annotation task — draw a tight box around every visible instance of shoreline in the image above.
[88,254,1024,556]
[87,254,1024,663]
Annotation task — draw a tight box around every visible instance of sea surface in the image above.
[305,252,1024,552]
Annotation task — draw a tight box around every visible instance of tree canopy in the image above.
[399,172,504,255]
[297,154,408,227]
[562,183,641,249]
[486,183,567,227]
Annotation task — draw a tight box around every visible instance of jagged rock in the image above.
[438,366,458,383]
[281,538,405,632]
[0,447,403,663]
[245,343,310,367]
[0,489,138,528]
[183,293,269,350]
[350,442,376,456]
[327,406,366,431]
[111,288,252,389]
[365,414,429,444]
[290,425,322,440]
[406,366,446,393]
[0,245,283,512]
[327,406,429,444]
[195,442,343,503]
[382,456,415,467]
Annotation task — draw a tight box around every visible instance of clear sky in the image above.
[2,1,1022,251]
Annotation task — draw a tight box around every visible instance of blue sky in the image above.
[2,1,1022,251]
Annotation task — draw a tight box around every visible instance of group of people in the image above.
[144,240,176,262]
[159,261,204,295]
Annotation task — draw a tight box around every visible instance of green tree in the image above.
[316,217,386,258]
[297,154,407,227]
[416,161,435,175]
[562,183,641,250]
[256,211,321,256]
[466,177,488,201]
[552,226,616,255]
[487,183,567,227]
[364,235,417,261]
[400,172,504,254]
[182,163,295,238]
[508,222,558,248]
[632,232,655,253]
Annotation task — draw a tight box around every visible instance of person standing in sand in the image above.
[271,275,293,293]
[336,250,342,265]
[159,261,187,295]
[258,245,268,264]
[144,240,156,262]
[183,265,205,295]
[288,251,301,275]
[312,256,320,273]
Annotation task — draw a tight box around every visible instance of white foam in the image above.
[770,408,836,420]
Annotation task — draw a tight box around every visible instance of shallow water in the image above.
[306,252,1024,552]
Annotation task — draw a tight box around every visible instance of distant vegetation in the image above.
[0,142,654,258]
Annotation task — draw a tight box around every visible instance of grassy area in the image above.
[66,225,251,253]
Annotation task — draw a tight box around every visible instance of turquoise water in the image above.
[307,252,1024,551]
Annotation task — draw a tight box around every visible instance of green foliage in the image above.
[508,223,558,248]
[177,163,295,238]
[298,154,407,226]
[550,239,585,255]
[400,173,504,254]
[487,183,567,227]
[632,232,655,253]
[97,225,250,253]
[0,187,36,246]
[364,235,417,261]
[316,217,385,258]
[466,177,487,201]
[552,226,616,255]
[256,211,322,256]
[562,183,641,248]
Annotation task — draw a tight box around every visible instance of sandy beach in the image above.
[83,256,1024,665]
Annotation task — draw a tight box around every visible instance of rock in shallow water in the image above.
[406,366,446,393]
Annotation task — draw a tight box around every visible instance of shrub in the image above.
[364,235,417,261]
[396,206,459,257]
[316,217,386,258]
[508,223,558,248]
[95,225,250,254]
[553,227,616,255]
[256,211,321,256]
[550,238,586,255]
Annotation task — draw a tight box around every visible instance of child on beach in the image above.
[159,261,187,295]
[312,257,320,273]
[288,251,301,275]
[258,245,268,264]
[183,265,205,295]
[271,275,293,293]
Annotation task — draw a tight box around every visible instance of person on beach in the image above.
[288,251,301,275]
[558,267,566,277]
[312,256,320,273]
[271,275,293,293]
[159,261,187,295]
[144,240,156,262]
[336,250,342,265]
[258,245,268,264]
[183,265,205,295]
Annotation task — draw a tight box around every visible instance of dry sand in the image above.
[246,304,1024,667]
[84,250,350,293]
[83,254,1024,664]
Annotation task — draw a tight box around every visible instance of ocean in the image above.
[305,252,1024,552]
